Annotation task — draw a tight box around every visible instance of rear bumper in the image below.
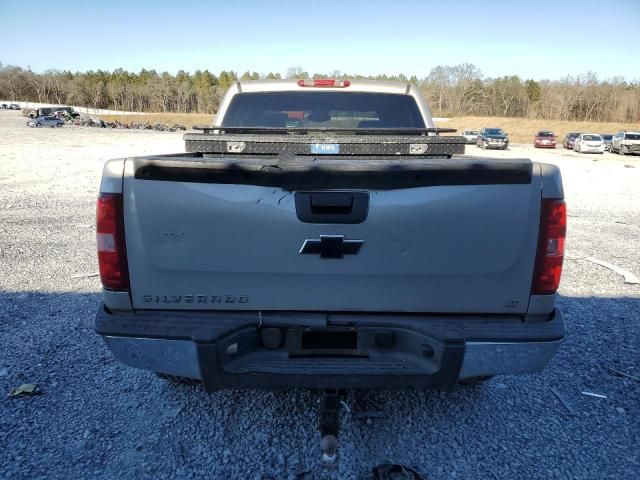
[95,306,564,391]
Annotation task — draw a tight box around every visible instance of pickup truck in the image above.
[95,79,565,393]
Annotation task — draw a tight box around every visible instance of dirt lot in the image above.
[1,110,638,479]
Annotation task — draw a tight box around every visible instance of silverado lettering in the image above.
[142,295,249,304]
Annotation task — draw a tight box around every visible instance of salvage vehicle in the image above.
[611,131,640,155]
[34,105,78,118]
[476,127,509,149]
[573,133,605,154]
[599,133,613,151]
[95,79,565,462]
[461,129,479,144]
[563,132,580,149]
[9,103,21,110]
[26,115,64,128]
[534,131,556,148]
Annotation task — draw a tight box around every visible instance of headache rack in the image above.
[184,126,467,158]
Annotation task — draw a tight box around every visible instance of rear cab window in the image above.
[221,92,426,129]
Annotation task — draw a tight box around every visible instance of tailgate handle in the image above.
[295,192,369,224]
[310,194,353,214]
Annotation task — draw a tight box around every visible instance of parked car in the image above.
[1,104,7,109]
[562,132,580,149]
[476,127,509,150]
[461,129,479,144]
[534,131,556,148]
[610,131,640,155]
[26,116,65,128]
[573,133,605,154]
[9,103,21,110]
[600,134,613,151]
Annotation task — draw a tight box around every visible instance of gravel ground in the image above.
[0,110,638,479]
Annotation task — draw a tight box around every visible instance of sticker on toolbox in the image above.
[311,143,340,154]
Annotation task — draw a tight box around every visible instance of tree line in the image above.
[1,63,638,122]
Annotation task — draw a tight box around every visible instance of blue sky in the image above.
[1,0,639,80]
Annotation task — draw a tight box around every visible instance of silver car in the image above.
[462,129,479,144]
[26,116,65,128]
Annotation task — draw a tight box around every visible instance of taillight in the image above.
[96,193,129,291]
[532,199,566,295]
[297,79,351,88]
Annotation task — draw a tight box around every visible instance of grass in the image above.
[435,116,639,144]
[98,113,213,128]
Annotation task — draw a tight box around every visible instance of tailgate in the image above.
[123,156,540,314]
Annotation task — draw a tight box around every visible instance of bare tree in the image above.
[1,63,638,122]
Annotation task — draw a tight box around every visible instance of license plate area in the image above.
[288,328,366,358]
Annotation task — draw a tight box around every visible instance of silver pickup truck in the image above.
[95,79,566,393]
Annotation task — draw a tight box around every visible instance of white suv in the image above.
[611,131,640,155]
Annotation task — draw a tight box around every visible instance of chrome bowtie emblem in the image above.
[299,235,364,259]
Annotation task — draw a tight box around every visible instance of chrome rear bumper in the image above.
[97,307,564,390]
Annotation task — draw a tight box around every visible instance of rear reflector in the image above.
[96,193,129,291]
[297,79,351,88]
[532,199,566,295]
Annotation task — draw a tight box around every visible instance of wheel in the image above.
[155,372,201,385]
[56,123,63,127]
